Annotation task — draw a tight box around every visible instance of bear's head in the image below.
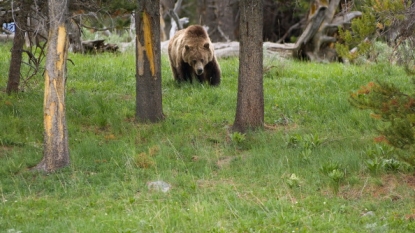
[183,43,212,76]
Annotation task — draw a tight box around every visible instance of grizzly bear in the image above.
[168,25,221,86]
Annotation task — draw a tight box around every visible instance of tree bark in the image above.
[135,0,164,123]
[6,5,26,94]
[232,0,264,133]
[36,0,70,172]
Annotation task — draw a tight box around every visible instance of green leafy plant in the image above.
[363,144,392,175]
[286,134,302,148]
[362,144,411,173]
[286,134,322,149]
[365,158,383,174]
[328,169,345,194]
[320,162,345,194]
[382,158,401,172]
[364,144,394,159]
[320,161,342,176]
[302,134,322,149]
[287,134,322,163]
[286,173,301,188]
[300,148,312,163]
[230,132,246,144]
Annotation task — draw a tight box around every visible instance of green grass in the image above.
[1,43,415,232]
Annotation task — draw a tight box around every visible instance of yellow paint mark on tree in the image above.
[56,25,67,71]
[310,2,317,17]
[44,25,67,142]
[320,0,329,6]
[44,70,51,136]
[143,11,156,77]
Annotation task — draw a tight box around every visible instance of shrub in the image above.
[336,0,412,63]
[349,79,415,166]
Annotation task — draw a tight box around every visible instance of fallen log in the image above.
[161,40,295,59]
[0,33,14,42]
[81,39,119,53]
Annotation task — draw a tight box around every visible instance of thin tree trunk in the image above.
[198,0,236,42]
[232,0,264,133]
[36,0,70,172]
[6,5,26,94]
[135,0,164,123]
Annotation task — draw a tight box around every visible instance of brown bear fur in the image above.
[168,25,221,86]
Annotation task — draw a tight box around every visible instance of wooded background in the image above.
[0,0,313,44]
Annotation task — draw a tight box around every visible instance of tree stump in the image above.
[293,0,362,62]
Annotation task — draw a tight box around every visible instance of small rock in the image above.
[147,180,171,193]
[361,211,375,217]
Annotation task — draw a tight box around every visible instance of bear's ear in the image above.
[204,43,210,49]
[185,45,190,50]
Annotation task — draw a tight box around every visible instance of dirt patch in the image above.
[403,174,415,188]
[196,178,237,189]
[0,146,14,157]
[264,123,299,133]
[216,156,235,169]
[338,174,415,201]
[215,153,249,169]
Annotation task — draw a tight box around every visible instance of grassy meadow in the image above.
[1,42,415,232]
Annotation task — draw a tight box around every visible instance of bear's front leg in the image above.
[180,62,194,83]
[174,62,189,83]
[205,60,221,86]
[170,65,180,82]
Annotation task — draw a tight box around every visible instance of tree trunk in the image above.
[232,0,264,133]
[198,0,237,42]
[36,0,70,172]
[6,6,26,94]
[135,0,164,123]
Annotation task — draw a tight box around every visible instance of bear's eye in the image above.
[192,60,196,64]
[201,59,204,63]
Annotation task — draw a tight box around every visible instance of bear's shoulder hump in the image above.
[185,25,208,38]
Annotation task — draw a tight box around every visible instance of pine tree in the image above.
[349,79,415,164]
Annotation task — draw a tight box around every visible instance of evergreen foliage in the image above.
[349,79,415,165]
[346,0,415,166]
[336,0,409,62]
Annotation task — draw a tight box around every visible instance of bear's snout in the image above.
[196,68,204,75]
[194,62,204,75]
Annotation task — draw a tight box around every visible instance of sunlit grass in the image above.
[1,43,415,232]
